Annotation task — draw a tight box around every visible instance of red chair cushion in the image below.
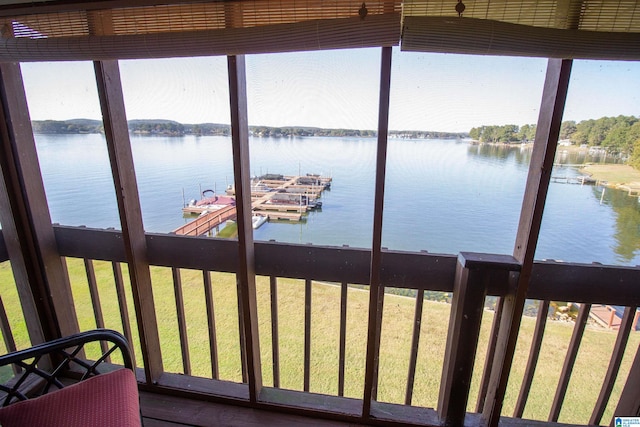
[0,368,140,427]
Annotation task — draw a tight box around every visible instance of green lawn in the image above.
[0,259,637,424]
[582,164,640,186]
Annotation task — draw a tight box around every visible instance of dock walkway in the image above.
[173,205,236,236]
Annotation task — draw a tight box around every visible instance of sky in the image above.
[20,47,640,133]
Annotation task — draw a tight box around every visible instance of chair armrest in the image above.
[0,329,134,406]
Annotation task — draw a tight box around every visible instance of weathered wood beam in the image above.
[228,54,262,402]
[94,59,163,383]
[476,296,505,412]
[590,306,637,425]
[614,343,640,419]
[482,58,572,427]
[405,288,424,406]
[362,45,392,419]
[513,300,550,417]
[53,226,640,306]
[0,62,78,343]
[203,270,219,380]
[269,276,280,388]
[548,302,591,421]
[172,267,191,376]
[439,253,518,426]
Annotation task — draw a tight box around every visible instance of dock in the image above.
[550,175,597,185]
[588,305,640,331]
[176,174,330,236]
[174,205,236,236]
[229,174,331,216]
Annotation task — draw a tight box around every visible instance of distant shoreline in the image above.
[30,119,468,140]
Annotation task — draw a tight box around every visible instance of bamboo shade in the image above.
[0,0,639,61]
[402,0,640,32]
[4,1,401,37]
[0,0,401,61]
[402,0,640,59]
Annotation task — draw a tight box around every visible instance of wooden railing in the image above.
[0,226,639,426]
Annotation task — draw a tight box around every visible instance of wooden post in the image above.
[228,55,262,403]
[476,296,505,412]
[362,46,392,418]
[270,276,280,388]
[0,62,79,344]
[549,303,591,421]
[591,306,637,425]
[94,60,163,383]
[482,59,572,427]
[0,147,47,347]
[514,300,550,417]
[438,253,518,426]
[613,343,640,421]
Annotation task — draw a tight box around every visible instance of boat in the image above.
[252,214,268,229]
[183,190,236,214]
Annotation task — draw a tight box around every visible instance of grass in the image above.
[216,221,238,238]
[582,164,640,186]
[0,259,638,424]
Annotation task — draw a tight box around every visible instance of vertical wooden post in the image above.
[590,306,637,425]
[172,267,191,376]
[338,281,348,397]
[514,300,550,417]
[304,279,312,392]
[112,262,136,367]
[549,302,591,421]
[362,46,392,419]
[228,55,262,403]
[482,59,572,427]
[476,296,505,412]
[405,288,424,405]
[269,276,280,388]
[0,62,78,344]
[94,60,163,383]
[438,253,518,426]
[203,270,219,380]
[0,151,47,347]
[613,343,640,420]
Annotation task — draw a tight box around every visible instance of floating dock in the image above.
[550,175,597,185]
[176,174,331,236]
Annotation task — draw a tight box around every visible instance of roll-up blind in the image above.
[0,0,401,61]
[401,0,640,60]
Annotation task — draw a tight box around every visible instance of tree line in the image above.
[470,115,640,165]
[31,119,466,140]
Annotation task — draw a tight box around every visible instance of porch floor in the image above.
[140,390,367,427]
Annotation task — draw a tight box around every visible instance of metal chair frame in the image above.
[0,329,134,407]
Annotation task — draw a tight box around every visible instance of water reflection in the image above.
[469,142,640,265]
[467,142,625,167]
[596,186,640,263]
[555,147,625,165]
[467,143,531,166]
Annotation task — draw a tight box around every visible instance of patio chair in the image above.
[0,329,140,427]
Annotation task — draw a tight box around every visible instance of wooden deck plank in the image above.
[139,391,365,427]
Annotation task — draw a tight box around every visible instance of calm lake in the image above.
[35,133,640,266]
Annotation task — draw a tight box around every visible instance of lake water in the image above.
[35,134,640,266]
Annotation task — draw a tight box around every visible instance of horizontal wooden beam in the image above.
[528,262,640,307]
[52,226,640,305]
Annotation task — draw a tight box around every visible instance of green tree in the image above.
[628,122,640,169]
[559,120,576,140]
